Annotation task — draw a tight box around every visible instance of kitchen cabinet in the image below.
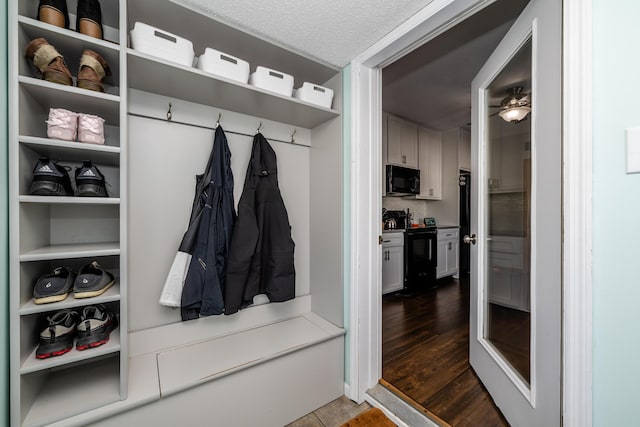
[436,228,459,279]
[487,236,530,311]
[416,127,442,200]
[382,232,404,294]
[387,114,418,168]
[488,115,530,193]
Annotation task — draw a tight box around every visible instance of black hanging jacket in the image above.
[224,133,295,314]
[178,126,236,320]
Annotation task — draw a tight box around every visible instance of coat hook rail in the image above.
[129,112,307,147]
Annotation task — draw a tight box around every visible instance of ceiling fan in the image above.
[466,86,532,126]
[490,86,531,123]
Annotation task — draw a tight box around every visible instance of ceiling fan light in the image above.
[499,105,531,122]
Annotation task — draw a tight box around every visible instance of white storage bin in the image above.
[130,22,194,68]
[249,66,294,97]
[294,82,334,109]
[196,48,250,84]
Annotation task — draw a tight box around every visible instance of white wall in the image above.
[592,0,640,424]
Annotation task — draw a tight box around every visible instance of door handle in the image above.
[463,234,477,245]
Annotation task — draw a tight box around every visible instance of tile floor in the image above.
[286,396,372,427]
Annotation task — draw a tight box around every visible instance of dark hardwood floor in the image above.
[382,277,514,426]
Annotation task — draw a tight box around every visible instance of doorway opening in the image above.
[379,0,530,423]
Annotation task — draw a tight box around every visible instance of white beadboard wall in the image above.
[128,90,311,331]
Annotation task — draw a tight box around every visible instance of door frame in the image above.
[347,0,593,425]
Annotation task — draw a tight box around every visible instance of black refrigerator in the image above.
[459,171,471,277]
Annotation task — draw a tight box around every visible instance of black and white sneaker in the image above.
[75,160,108,197]
[36,309,78,359]
[76,304,118,350]
[30,156,74,196]
[33,267,76,304]
[74,261,115,299]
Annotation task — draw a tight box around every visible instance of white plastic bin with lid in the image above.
[249,66,294,97]
[294,82,334,109]
[196,48,250,84]
[130,22,195,67]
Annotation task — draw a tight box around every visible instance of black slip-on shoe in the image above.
[75,160,108,197]
[33,267,76,304]
[74,261,115,298]
[36,309,77,359]
[37,0,70,29]
[30,157,74,196]
[76,0,103,39]
[76,304,118,350]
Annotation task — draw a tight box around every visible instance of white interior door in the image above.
[468,0,561,425]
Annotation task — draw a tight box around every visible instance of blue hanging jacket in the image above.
[180,126,236,320]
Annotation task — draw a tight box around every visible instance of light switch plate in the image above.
[626,127,640,174]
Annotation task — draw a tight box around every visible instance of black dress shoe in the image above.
[76,0,103,40]
[37,0,69,29]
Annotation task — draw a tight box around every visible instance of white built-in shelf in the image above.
[21,327,121,374]
[20,242,120,262]
[21,356,121,427]
[19,76,121,124]
[127,49,339,129]
[19,136,121,166]
[20,282,121,315]
[19,195,121,204]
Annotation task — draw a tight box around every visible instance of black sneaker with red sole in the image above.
[76,304,118,350]
[36,309,78,359]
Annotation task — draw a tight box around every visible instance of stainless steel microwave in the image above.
[386,165,420,195]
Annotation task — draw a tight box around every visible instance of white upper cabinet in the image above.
[417,127,442,200]
[386,114,418,168]
[488,115,530,193]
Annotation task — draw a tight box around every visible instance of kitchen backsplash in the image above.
[382,197,429,224]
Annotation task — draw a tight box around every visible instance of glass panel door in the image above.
[484,39,532,385]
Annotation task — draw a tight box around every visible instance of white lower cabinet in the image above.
[382,232,404,294]
[436,228,459,279]
[487,236,530,311]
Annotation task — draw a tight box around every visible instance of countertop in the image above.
[437,225,460,229]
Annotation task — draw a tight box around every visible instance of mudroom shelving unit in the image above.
[8,0,127,425]
[10,0,345,425]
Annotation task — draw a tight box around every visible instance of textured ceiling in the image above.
[383,0,530,131]
[178,0,434,68]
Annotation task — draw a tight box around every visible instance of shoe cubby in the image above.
[20,354,121,426]
[18,143,121,196]
[19,74,121,124]
[19,0,121,45]
[19,300,120,373]
[18,18,121,92]
[19,202,120,256]
[19,255,121,315]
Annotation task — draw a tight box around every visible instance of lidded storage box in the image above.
[196,48,250,84]
[294,82,334,109]
[249,66,294,97]
[130,22,195,67]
